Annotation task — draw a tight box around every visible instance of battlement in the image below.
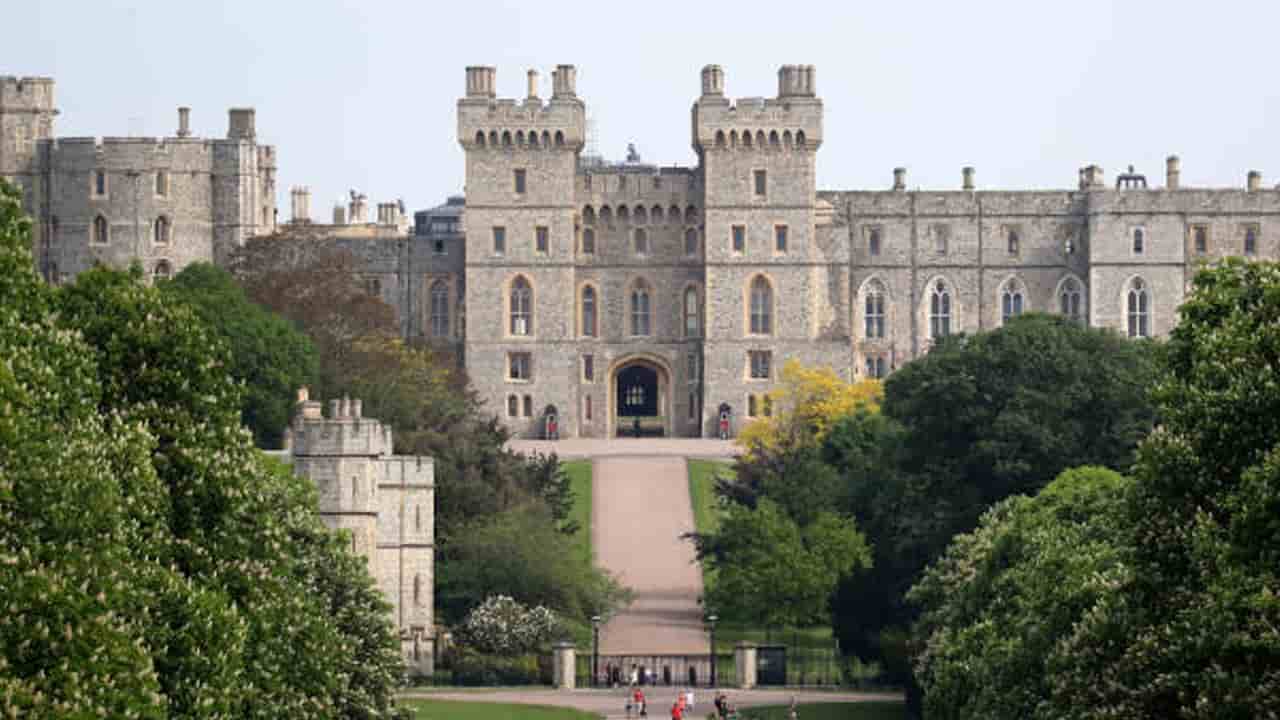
[380,455,435,489]
[458,65,585,150]
[0,76,56,111]
[289,393,394,458]
[692,65,822,152]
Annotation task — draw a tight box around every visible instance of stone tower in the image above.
[458,65,587,436]
[0,76,58,262]
[287,392,435,675]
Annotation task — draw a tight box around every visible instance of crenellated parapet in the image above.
[457,65,586,152]
[0,76,57,113]
[289,395,394,458]
[692,64,822,153]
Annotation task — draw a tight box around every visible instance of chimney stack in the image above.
[465,66,496,98]
[552,64,577,98]
[290,187,311,223]
[1248,170,1262,192]
[701,65,725,97]
[1166,155,1181,190]
[333,203,347,225]
[177,107,191,138]
[526,69,539,100]
[1083,165,1105,189]
[892,167,907,192]
[962,166,975,191]
[227,108,255,140]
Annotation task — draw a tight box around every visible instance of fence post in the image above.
[734,642,757,689]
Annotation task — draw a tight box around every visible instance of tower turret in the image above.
[0,76,58,179]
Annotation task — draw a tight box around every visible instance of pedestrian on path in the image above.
[634,688,647,718]
[684,688,695,713]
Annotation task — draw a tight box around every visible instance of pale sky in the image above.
[9,1,1280,215]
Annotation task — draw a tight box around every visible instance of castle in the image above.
[6,65,1280,441]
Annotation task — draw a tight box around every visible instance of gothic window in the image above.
[153,216,170,245]
[634,228,649,255]
[475,130,486,146]
[583,354,594,382]
[582,228,596,254]
[515,130,525,145]
[769,130,780,147]
[755,130,766,147]
[523,395,533,417]
[864,282,886,339]
[775,225,788,253]
[796,130,807,146]
[630,279,652,336]
[1059,278,1083,322]
[554,131,565,146]
[864,355,887,379]
[527,129,538,147]
[493,226,506,254]
[868,227,882,256]
[715,130,726,147]
[684,286,700,337]
[1132,227,1145,255]
[749,276,773,335]
[507,394,519,417]
[685,228,699,255]
[510,276,532,335]
[732,225,746,253]
[581,285,597,337]
[742,131,753,148]
[536,225,549,254]
[930,280,952,339]
[1001,280,1025,324]
[155,170,168,197]
[583,205,596,224]
[152,260,172,283]
[507,352,531,381]
[430,280,449,337]
[1127,278,1150,338]
[652,205,664,223]
[749,350,772,380]
[1245,225,1259,256]
[92,215,109,245]
[1193,225,1208,254]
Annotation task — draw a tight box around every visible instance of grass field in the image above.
[404,699,601,719]
[563,459,593,566]
[687,458,732,538]
[739,702,906,720]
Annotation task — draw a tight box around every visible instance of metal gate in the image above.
[756,645,787,686]
[578,654,718,688]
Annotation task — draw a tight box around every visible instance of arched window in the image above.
[685,228,698,255]
[651,205,664,223]
[742,130,752,148]
[430,280,450,337]
[153,216,170,245]
[1059,278,1083,322]
[618,205,630,223]
[756,130,766,147]
[523,395,533,417]
[582,228,596,254]
[554,130,565,146]
[488,130,498,146]
[541,130,550,146]
[796,130,807,146]
[475,130,486,146]
[1001,280,1025,323]
[581,285,597,337]
[152,260,172,283]
[600,205,612,225]
[630,279,652,336]
[769,130,779,147]
[527,129,538,147]
[749,276,773,335]
[507,395,519,417]
[715,130,726,147]
[634,228,648,254]
[510,276,532,336]
[92,215,109,245]
[930,280,952,339]
[1127,278,1150,338]
[1132,227,1145,254]
[783,130,793,147]
[515,130,525,145]
[685,205,698,224]
[635,206,647,224]
[684,286,700,337]
[864,282,886,338]
[583,205,595,224]
[730,130,739,147]
[502,130,512,147]
[669,205,681,223]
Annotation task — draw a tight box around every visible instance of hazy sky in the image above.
[9,1,1279,215]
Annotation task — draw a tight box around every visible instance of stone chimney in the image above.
[177,107,191,138]
[333,203,347,225]
[465,66,496,98]
[892,167,907,192]
[962,166,975,191]
[552,64,577,98]
[227,108,255,140]
[1248,170,1262,192]
[777,64,816,98]
[290,186,311,223]
[526,69,539,100]
[701,65,724,96]
[1166,155,1181,190]
[1083,165,1105,189]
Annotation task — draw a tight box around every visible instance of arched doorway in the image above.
[608,355,672,438]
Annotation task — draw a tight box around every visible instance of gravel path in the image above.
[593,456,707,655]
[403,688,904,717]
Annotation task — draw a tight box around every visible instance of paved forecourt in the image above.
[507,437,742,459]
[403,688,904,717]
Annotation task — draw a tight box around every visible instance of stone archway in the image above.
[608,355,673,438]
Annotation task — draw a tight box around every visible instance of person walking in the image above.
[684,688,695,713]
[634,687,647,718]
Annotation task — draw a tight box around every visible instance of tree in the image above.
[736,359,882,461]
[1049,259,1280,717]
[908,467,1130,720]
[694,499,870,628]
[165,262,319,447]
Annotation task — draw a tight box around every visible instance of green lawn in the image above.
[563,460,593,566]
[739,702,906,720]
[404,699,601,719]
[687,458,732,538]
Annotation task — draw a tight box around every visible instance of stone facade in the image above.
[0,76,276,284]
[282,391,435,676]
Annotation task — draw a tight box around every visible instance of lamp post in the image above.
[591,615,601,688]
[707,614,719,687]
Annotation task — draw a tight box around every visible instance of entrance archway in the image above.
[608,355,672,438]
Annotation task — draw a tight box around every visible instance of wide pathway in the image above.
[405,688,904,717]
[592,456,707,654]
[508,437,741,459]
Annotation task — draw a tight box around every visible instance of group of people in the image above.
[622,686,744,719]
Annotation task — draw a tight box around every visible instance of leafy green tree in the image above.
[164,262,319,447]
[695,499,870,628]
[1049,259,1280,717]
[908,467,1130,720]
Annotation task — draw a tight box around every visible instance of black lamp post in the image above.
[707,614,718,687]
[591,614,602,688]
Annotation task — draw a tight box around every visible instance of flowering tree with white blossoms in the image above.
[455,595,561,655]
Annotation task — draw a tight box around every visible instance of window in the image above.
[929,280,952,339]
[92,215,109,245]
[507,395,519,417]
[364,276,381,296]
[933,224,949,254]
[634,228,648,255]
[433,237,445,254]
[581,285,597,337]
[864,355,887,379]
[688,391,698,420]
[152,260,172,283]
[508,352,532,381]
[685,228,698,255]
[1245,225,1259,256]
[153,216,170,245]
[1007,228,1020,255]
[585,395,593,420]
[510,276,532,335]
[582,228,595,254]
[732,225,746,253]
[864,283,885,338]
[775,225,788,253]
[536,225,549,254]
[1001,281,1025,324]
[94,170,106,196]
[630,280,652,336]
[1060,278,1082,322]
[868,227,881,256]
[430,281,449,337]
[748,394,758,418]
[493,226,506,254]
[684,286,700,337]
[523,395,533,417]
[514,169,526,194]
[1127,278,1150,338]
[749,350,772,380]
[155,170,168,197]
[1193,225,1207,254]
[583,354,594,382]
[754,170,767,196]
[1132,227,1145,255]
[749,276,773,335]
[687,350,700,381]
